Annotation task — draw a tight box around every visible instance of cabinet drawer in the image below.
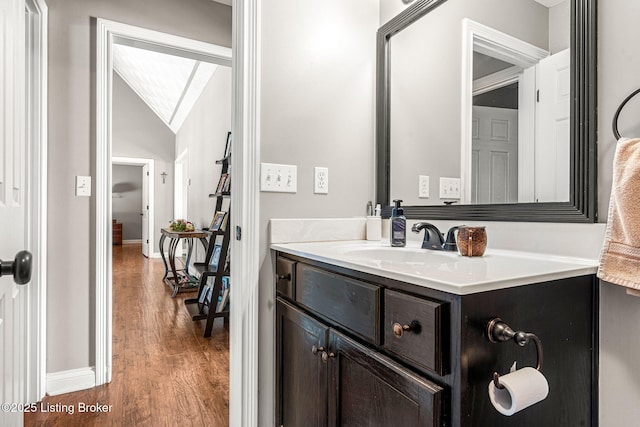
[296,263,381,344]
[276,257,296,299]
[384,289,446,374]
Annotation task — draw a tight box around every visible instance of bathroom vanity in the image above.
[273,241,598,427]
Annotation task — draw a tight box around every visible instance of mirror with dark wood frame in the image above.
[376,0,596,222]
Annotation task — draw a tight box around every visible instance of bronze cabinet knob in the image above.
[321,351,336,363]
[393,322,411,338]
[392,321,420,338]
[311,345,324,355]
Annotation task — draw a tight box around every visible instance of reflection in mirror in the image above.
[389,0,571,206]
[377,0,597,222]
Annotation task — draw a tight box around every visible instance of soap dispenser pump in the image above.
[390,199,406,247]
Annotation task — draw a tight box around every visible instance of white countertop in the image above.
[271,240,598,295]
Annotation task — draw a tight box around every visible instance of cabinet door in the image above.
[328,330,444,427]
[277,298,330,427]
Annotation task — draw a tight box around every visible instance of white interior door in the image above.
[472,106,518,204]
[141,164,150,257]
[535,48,570,203]
[1,0,30,424]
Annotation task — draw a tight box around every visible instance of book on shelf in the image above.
[223,247,230,272]
[215,173,229,194]
[199,279,213,304]
[209,243,223,270]
[222,174,231,192]
[216,277,230,312]
[209,211,228,232]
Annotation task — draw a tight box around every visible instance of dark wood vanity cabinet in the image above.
[275,252,598,427]
[277,298,443,427]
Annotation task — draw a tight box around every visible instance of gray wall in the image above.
[112,73,175,250]
[112,165,143,240]
[47,0,231,373]
[598,1,640,425]
[549,0,570,54]
[175,66,232,251]
[258,0,379,424]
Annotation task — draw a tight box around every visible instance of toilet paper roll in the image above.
[366,216,381,241]
[488,367,549,416]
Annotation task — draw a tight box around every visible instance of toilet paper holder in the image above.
[487,318,544,390]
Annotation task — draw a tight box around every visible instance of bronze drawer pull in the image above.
[278,273,292,281]
[392,321,421,338]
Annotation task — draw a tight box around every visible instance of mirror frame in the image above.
[376,0,597,222]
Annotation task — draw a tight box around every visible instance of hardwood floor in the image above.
[25,243,230,426]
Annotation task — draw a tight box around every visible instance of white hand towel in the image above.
[598,137,640,289]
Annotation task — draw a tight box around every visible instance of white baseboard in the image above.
[122,239,142,244]
[46,367,96,396]
[151,252,161,259]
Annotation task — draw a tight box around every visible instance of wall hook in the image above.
[161,172,168,184]
[487,318,544,389]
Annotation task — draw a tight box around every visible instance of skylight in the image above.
[112,43,217,134]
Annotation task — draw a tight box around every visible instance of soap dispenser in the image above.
[390,199,406,247]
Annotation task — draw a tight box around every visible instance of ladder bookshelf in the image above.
[184,138,231,337]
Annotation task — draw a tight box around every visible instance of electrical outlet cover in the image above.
[419,175,429,198]
[314,167,329,194]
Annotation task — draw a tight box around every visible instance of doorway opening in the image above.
[112,157,154,257]
[461,18,549,204]
[95,19,232,391]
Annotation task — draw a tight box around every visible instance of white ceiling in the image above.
[211,0,232,6]
[112,43,217,134]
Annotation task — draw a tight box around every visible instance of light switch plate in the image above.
[76,176,91,197]
[439,177,460,199]
[260,163,297,193]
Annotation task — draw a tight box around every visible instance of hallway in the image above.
[25,243,229,426]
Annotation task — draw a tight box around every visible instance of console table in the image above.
[159,228,209,297]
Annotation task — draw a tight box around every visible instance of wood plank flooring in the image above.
[25,243,229,426]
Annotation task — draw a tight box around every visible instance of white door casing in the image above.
[96,19,232,388]
[461,19,548,203]
[24,0,48,405]
[535,48,570,203]
[99,7,259,426]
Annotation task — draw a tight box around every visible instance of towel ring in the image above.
[487,318,544,390]
[612,88,640,140]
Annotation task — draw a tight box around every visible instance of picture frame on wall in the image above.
[210,211,228,232]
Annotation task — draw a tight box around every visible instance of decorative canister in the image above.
[456,226,487,257]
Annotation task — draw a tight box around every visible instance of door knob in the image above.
[0,250,33,285]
